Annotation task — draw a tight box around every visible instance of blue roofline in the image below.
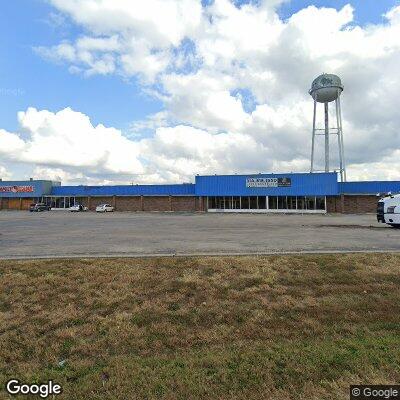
[196,172,337,178]
[3,174,400,198]
[50,183,196,197]
[339,180,400,195]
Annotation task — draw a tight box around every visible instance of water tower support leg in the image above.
[335,98,344,182]
[337,96,346,181]
[310,100,317,173]
[324,102,329,172]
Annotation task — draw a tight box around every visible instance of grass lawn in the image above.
[0,254,399,399]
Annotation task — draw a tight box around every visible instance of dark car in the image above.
[29,203,51,212]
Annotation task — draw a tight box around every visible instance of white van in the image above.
[377,193,400,228]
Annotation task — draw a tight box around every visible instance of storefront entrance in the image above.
[42,196,77,209]
[207,196,326,213]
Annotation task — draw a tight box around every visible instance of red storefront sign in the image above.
[0,185,34,193]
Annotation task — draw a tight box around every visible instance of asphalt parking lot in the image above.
[0,210,399,258]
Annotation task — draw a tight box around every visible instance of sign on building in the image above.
[0,185,34,193]
[246,177,291,188]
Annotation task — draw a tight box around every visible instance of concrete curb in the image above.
[1,249,400,261]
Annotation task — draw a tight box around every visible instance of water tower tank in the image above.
[309,73,343,103]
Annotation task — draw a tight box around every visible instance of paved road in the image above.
[0,211,399,259]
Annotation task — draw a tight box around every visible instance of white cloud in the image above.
[3,1,400,183]
[0,104,398,185]
[0,107,274,184]
[347,150,400,181]
[40,0,203,82]
[142,124,267,178]
[0,107,144,175]
[0,165,12,180]
[50,0,202,45]
[0,129,25,155]
[32,166,84,183]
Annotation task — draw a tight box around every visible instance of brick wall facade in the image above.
[0,197,37,210]
[0,198,8,209]
[326,196,341,213]
[326,195,378,213]
[142,196,170,211]
[115,196,142,211]
[0,195,203,212]
[0,195,378,213]
[171,196,196,212]
[342,195,378,214]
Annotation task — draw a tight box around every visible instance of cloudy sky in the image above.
[1,0,400,185]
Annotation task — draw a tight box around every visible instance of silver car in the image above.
[70,204,88,212]
[95,204,114,213]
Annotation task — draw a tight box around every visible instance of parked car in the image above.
[95,204,114,213]
[29,203,51,212]
[70,204,88,212]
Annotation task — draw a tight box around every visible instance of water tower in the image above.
[309,73,346,182]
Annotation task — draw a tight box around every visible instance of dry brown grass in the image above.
[0,254,400,399]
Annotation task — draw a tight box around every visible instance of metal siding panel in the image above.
[0,180,52,197]
[195,173,338,196]
[50,184,195,196]
[41,181,54,195]
[340,181,400,194]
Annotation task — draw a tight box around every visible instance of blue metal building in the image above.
[195,172,338,196]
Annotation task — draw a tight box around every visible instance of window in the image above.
[305,196,316,210]
[316,196,326,210]
[208,195,325,212]
[232,197,240,209]
[297,196,305,210]
[54,197,65,208]
[65,197,75,208]
[224,196,233,209]
[249,197,257,209]
[208,197,216,209]
[269,196,278,209]
[216,197,225,209]
[258,196,267,209]
[241,196,249,209]
[43,197,52,207]
[287,196,297,210]
[278,196,287,209]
